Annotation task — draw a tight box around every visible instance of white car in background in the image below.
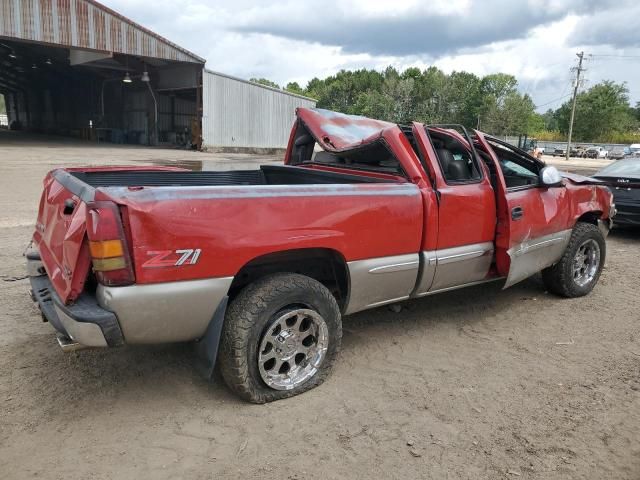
[585,146,609,159]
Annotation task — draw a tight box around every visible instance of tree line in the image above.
[251,67,640,143]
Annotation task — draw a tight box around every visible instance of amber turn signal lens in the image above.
[89,239,124,259]
[92,257,127,272]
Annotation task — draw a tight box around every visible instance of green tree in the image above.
[555,81,637,141]
[632,101,640,122]
[292,67,638,141]
[440,71,482,127]
[527,112,546,134]
[285,82,305,96]
[477,74,536,135]
[480,73,518,102]
[414,66,448,123]
[250,78,280,89]
[542,108,559,131]
[308,69,385,114]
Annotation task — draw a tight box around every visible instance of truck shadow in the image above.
[7,275,552,414]
[342,276,546,347]
[608,226,640,241]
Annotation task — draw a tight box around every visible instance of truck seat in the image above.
[436,148,472,181]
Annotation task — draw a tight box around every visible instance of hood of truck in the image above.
[559,171,605,185]
[296,108,395,151]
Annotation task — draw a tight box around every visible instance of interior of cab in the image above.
[309,142,403,175]
[289,120,541,188]
[290,125,405,176]
[427,129,482,183]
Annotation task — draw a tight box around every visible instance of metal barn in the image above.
[0,0,315,150]
[202,70,316,151]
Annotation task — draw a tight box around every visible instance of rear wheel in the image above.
[542,222,606,297]
[218,273,342,403]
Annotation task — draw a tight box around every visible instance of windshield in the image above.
[596,159,640,179]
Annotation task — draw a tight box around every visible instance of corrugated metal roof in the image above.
[204,69,317,102]
[0,0,205,64]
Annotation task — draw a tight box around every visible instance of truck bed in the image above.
[37,162,417,304]
[69,165,391,188]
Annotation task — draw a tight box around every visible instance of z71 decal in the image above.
[143,249,202,268]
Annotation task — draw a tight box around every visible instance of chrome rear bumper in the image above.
[28,253,124,350]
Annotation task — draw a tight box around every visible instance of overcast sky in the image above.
[103,0,640,112]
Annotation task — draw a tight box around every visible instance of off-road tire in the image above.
[218,273,342,403]
[541,222,606,297]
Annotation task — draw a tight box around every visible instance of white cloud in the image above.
[102,0,640,111]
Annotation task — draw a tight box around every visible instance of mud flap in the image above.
[194,296,228,381]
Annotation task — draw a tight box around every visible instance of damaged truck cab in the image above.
[28,108,614,403]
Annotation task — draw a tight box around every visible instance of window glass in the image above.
[500,159,538,179]
[488,139,540,188]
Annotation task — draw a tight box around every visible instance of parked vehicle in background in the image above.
[608,147,629,160]
[585,146,609,159]
[593,158,640,226]
[550,146,588,158]
[629,144,640,155]
[519,137,543,159]
[571,146,588,158]
[26,108,615,403]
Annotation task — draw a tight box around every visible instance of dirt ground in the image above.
[0,131,638,479]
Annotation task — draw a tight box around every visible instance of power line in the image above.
[535,92,572,109]
[519,61,573,98]
[533,72,574,109]
[589,54,640,59]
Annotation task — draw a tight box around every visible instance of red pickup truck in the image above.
[27,108,615,403]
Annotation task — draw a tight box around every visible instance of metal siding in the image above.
[0,0,203,63]
[202,71,316,149]
[157,95,196,132]
[123,90,147,131]
[39,0,54,43]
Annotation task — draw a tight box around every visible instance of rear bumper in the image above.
[28,251,233,347]
[28,254,124,348]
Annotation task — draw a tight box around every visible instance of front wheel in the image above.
[541,222,606,297]
[218,273,342,403]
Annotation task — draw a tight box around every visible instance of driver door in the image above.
[411,124,497,293]
[474,132,572,287]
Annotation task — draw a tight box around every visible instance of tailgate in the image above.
[33,171,92,304]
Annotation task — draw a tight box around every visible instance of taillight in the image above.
[86,201,135,286]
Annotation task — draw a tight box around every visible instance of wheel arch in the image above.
[576,210,604,226]
[228,248,350,311]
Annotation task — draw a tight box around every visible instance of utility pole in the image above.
[566,51,585,161]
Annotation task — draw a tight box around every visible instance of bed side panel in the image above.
[108,183,423,284]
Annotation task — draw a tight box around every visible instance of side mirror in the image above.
[540,166,563,187]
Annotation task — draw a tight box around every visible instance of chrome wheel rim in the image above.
[572,239,600,287]
[258,308,329,390]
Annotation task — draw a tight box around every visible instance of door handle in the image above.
[511,206,524,220]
